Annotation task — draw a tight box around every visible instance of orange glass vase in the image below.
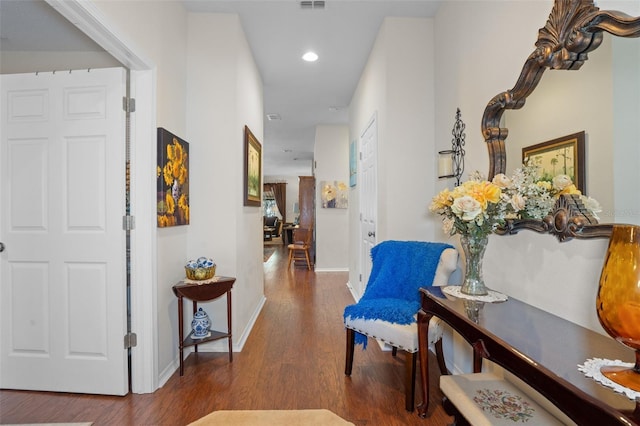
[596,225,640,392]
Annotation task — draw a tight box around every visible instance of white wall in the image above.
[93,2,265,388]
[93,0,190,382]
[348,17,436,297]
[185,12,265,360]
[314,125,349,271]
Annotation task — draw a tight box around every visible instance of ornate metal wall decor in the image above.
[439,108,466,186]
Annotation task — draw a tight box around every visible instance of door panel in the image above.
[359,114,377,298]
[1,67,128,395]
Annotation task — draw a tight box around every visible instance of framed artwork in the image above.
[320,180,348,209]
[349,139,357,187]
[522,130,585,192]
[157,128,189,227]
[244,125,262,206]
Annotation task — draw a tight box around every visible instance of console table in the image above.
[172,277,235,376]
[417,286,640,424]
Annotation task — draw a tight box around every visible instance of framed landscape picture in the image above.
[522,131,585,192]
[244,125,262,206]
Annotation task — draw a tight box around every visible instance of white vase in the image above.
[191,307,210,338]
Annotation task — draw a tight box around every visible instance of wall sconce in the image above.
[438,108,466,186]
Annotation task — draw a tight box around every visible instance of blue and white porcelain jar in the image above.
[191,308,210,338]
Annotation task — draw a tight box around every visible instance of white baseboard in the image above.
[314,267,349,272]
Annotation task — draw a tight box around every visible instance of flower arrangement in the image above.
[429,163,601,238]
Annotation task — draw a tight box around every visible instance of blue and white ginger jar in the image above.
[191,308,210,338]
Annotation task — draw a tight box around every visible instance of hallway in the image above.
[0,244,451,425]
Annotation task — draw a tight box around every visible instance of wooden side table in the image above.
[172,276,235,376]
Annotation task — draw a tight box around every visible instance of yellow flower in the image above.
[429,188,453,211]
[536,181,552,191]
[163,163,173,186]
[165,192,175,215]
[557,184,581,197]
[322,184,336,201]
[178,194,188,210]
[178,164,188,185]
[464,180,501,210]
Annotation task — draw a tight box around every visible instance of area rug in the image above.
[263,247,277,262]
[3,424,93,426]
[188,409,354,425]
[264,236,283,246]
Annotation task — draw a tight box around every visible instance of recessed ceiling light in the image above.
[302,51,318,62]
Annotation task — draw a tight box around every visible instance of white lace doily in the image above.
[184,276,220,285]
[443,285,508,303]
[578,358,640,400]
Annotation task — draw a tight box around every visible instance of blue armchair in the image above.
[343,240,458,412]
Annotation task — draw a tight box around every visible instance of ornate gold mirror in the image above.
[481,0,640,241]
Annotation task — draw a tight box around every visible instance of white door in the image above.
[0,67,128,395]
[359,113,378,298]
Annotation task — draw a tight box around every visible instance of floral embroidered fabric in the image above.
[473,388,535,422]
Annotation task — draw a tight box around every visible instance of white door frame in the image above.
[46,0,158,394]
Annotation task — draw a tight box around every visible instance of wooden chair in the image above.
[343,240,458,412]
[287,227,313,270]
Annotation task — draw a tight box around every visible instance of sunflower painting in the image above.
[157,128,189,227]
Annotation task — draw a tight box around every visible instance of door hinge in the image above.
[124,332,137,349]
[359,274,362,282]
[123,215,135,231]
[122,97,136,113]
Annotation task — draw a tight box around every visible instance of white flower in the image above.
[451,195,482,221]
[492,173,512,189]
[582,196,602,220]
[510,193,526,211]
[552,174,573,190]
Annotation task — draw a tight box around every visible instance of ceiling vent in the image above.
[300,1,325,10]
[266,113,281,121]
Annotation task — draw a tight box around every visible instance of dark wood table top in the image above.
[418,286,640,424]
[172,276,235,301]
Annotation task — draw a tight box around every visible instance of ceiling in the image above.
[0,0,442,176]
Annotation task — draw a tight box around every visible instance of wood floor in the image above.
[0,244,453,425]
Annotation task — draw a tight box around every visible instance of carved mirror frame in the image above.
[481,0,640,242]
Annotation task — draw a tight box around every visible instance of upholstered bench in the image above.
[440,372,575,425]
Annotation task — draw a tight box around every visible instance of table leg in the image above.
[417,309,432,418]
[192,301,198,353]
[227,290,233,362]
[178,295,184,376]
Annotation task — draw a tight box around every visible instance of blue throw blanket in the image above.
[344,240,453,348]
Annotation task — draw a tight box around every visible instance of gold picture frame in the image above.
[522,131,585,192]
[244,125,262,206]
